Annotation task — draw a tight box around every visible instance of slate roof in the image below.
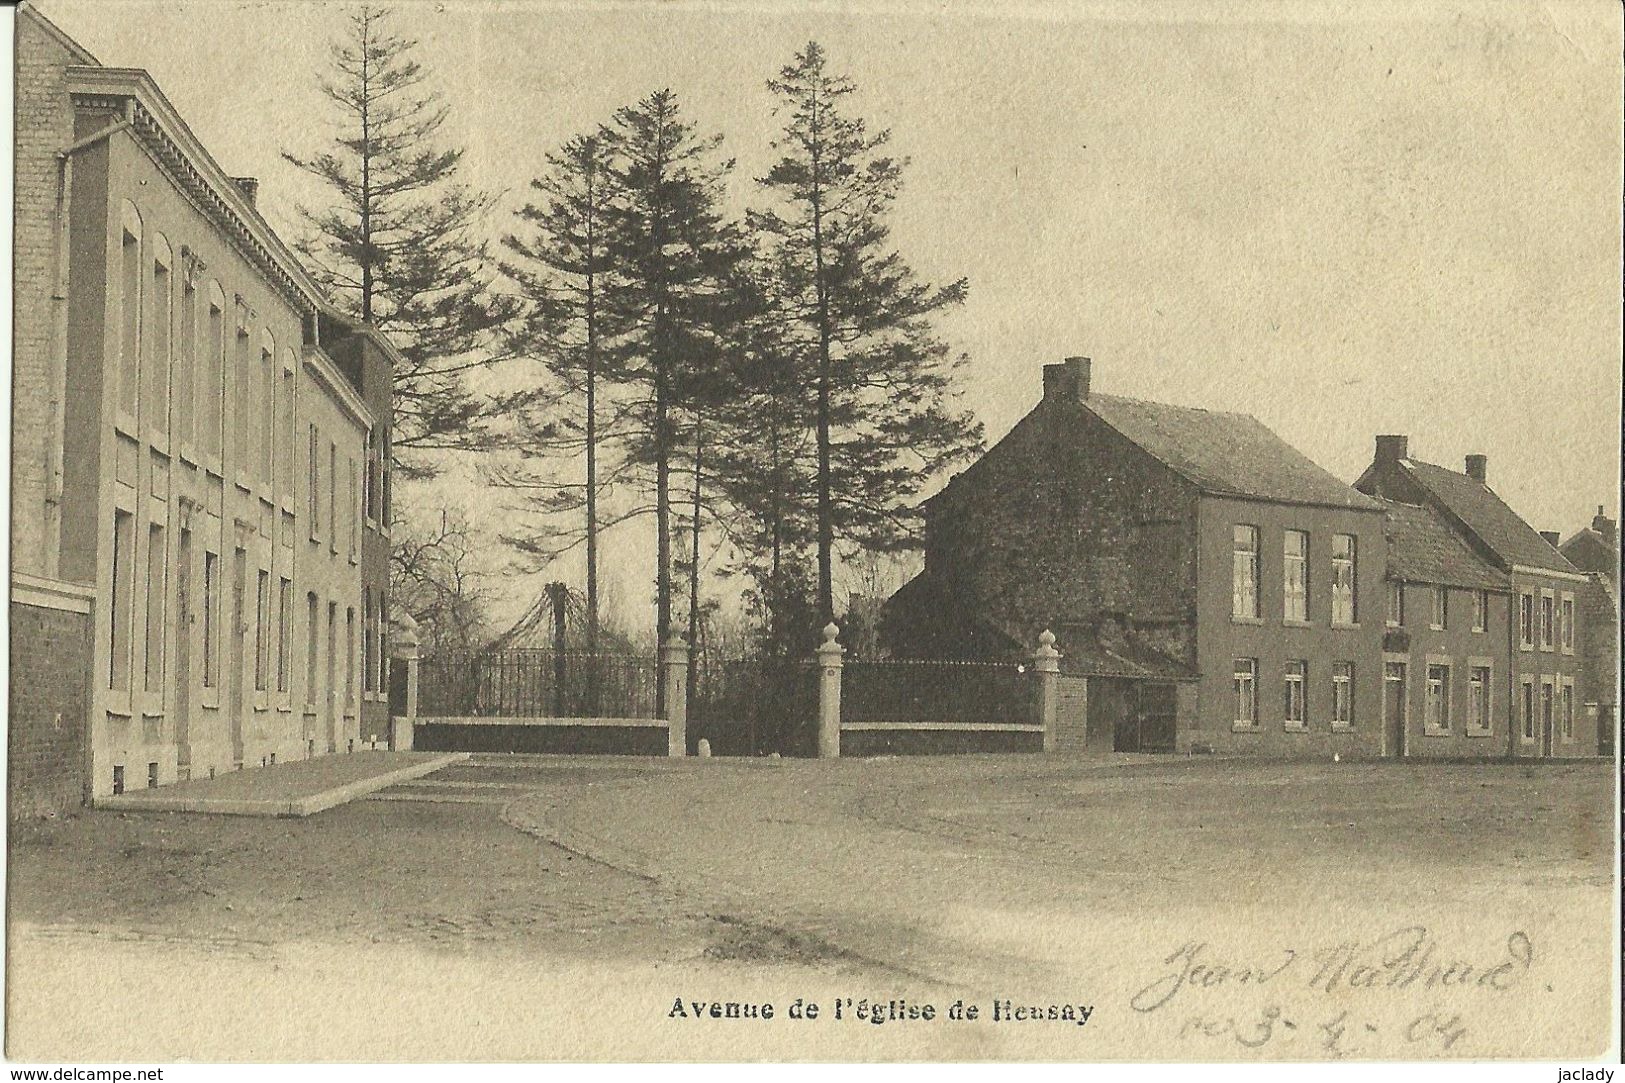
[1380,499,1510,591]
[1396,458,1579,574]
[1079,394,1382,511]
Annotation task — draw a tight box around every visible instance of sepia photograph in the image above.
[3,0,1621,1066]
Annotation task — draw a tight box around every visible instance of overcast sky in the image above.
[28,0,1622,631]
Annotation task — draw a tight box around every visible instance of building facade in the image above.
[882,356,1388,756]
[1355,439,1596,758]
[1375,499,1514,757]
[9,6,397,813]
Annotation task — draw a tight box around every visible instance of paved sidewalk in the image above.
[93,750,467,816]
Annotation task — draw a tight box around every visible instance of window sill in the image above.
[1428,624,1445,632]
[1330,722,1353,733]
[200,694,220,710]
[1283,722,1307,732]
[1331,622,1361,631]
[1282,619,1313,629]
[1231,615,1264,626]
[1465,728,1495,739]
[1231,721,1260,733]
[1422,727,1451,738]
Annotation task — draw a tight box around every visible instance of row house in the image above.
[1354,439,1594,758]
[9,7,397,815]
[882,356,1387,755]
[1558,508,1619,753]
[1374,498,1513,756]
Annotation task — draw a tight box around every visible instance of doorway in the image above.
[1384,661,1407,757]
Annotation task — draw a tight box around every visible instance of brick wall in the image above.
[11,10,89,578]
[8,600,91,818]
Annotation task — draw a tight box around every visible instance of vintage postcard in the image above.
[4,0,1620,1067]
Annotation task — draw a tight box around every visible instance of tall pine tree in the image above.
[599,89,742,710]
[283,4,515,476]
[753,42,983,622]
[498,133,625,658]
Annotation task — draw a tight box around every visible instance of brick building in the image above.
[1354,439,1595,758]
[882,356,1388,755]
[9,6,397,815]
[1375,499,1513,757]
[1558,508,1618,753]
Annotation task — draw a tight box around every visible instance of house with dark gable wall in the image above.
[1354,438,1595,758]
[881,356,1388,755]
[1558,508,1619,753]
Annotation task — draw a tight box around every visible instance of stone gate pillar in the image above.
[389,611,421,752]
[661,633,690,757]
[1034,629,1061,753]
[817,622,844,758]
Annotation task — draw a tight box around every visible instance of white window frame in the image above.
[146,232,173,451]
[1386,579,1404,627]
[1423,658,1452,736]
[1560,592,1575,654]
[1560,677,1575,741]
[1233,658,1259,731]
[1471,589,1487,634]
[1283,530,1309,623]
[1430,585,1448,631]
[1331,534,1358,626]
[1283,659,1307,730]
[1466,660,1493,737]
[115,201,143,436]
[1518,590,1535,651]
[1539,589,1556,652]
[1331,661,1354,731]
[1232,525,1260,622]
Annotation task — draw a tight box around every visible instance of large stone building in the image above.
[9,6,397,816]
[1354,440,1595,758]
[883,356,1388,756]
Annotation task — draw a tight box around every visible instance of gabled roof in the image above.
[1395,458,1578,574]
[1380,499,1510,591]
[1558,528,1619,577]
[1078,394,1381,511]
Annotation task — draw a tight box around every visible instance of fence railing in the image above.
[417,649,659,719]
[689,657,819,757]
[840,659,1033,726]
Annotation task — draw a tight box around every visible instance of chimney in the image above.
[1375,435,1409,464]
[1539,530,1561,548]
[1593,506,1617,547]
[230,176,259,207]
[1042,356,1092,403]
[1464,454,1487,484]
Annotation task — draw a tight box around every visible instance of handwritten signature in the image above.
[1130,926,1533,1014]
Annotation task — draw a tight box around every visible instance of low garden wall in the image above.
[412,716,668,756]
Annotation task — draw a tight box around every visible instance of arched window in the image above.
[146,232,172,441]
[259,327,276,485]
[203,282,227,464]
[116,200,143,427]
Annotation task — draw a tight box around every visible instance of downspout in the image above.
[47,116,133,578]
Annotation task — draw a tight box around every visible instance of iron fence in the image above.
[418,649,659,719]
[688,656,819,757]
[840,659,1033,726]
